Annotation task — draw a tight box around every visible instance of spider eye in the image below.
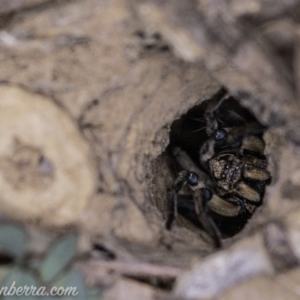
[187,172,199,186]
[201,188,212,201]
[214,128,226,140]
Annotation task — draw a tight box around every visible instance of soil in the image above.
[1,0,300,299]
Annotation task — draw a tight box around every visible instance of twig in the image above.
[78,258,183,286]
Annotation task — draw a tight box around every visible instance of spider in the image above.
[166,88,271,247]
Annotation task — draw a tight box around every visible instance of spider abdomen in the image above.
[209,151,270,206]
[209,153,243,192]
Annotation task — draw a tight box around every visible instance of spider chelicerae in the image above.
[166,88,271,247]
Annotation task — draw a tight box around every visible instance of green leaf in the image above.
[39,233,78,283]
[0,266,12,284]
[0,224,27,261]
[87,287,102,300]
[2,267,38,300]
[52,269,87,299]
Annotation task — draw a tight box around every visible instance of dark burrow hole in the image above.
[157,89,271,243]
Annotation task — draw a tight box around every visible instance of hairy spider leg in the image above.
[167,147,223,247]
[193,189,222,248]
[225,122,266,146]
[166,169,222,248]
[166,170,190,230]
[199,137,216,167]
[205,88,228,136]
[199,122,266,163]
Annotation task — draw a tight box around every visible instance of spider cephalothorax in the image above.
[167,88,271,247]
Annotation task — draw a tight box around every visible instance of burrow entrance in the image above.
[151,89,270,246]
